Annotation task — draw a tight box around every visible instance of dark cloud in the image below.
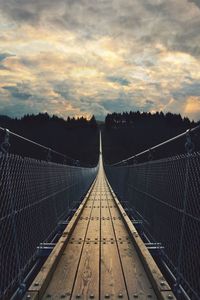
[0,0,59,23]
[102,96,154,113]
[107,76,130,86]
[3,85,32,100]
[0,53,15,71]
[102,99,131,112]
[53,81,72,100]
[0,100,41,117]
[146,100,154,105]
[189,0,200,8]
[0,52,14,62]
[1,0,200,58]
[173,81,200,99]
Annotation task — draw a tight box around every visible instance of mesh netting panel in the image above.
[0,153,98,299]
[106,152,200,299]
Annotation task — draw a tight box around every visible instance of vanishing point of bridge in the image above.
[24,134,174,300]
[0,127,200,300]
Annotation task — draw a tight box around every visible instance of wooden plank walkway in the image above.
[25,137,176,300]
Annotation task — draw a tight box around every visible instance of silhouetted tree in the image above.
[103,110,198,164]
[0,113,99,166]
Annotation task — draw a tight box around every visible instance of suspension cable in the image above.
[0,126,78,163]
[110,124,200,166]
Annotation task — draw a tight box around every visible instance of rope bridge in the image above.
[0,125,200,299]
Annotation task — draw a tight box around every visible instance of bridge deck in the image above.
[25,140,175,300]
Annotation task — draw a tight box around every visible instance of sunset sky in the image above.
[0,0,200,121]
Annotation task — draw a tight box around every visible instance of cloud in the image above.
[0,0,200,121]
[0,0,63,23]
[189,0,200,9]
[173,81,200,99]
[0,52,14,62]
[184,96,200,121]
[3,84,32,100]
[0,52,15,71]
[107,76,130,86]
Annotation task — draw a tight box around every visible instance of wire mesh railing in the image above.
[105,126,200,300]
[0,126,83,166]
[0,128,98,299]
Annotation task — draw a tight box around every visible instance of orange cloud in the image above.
[184,96,200,115]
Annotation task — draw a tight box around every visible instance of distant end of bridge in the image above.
[0,126,199,300]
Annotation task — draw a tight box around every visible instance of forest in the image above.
[0,113,99,166]
[102,111,199,164]
[0,111,199,166]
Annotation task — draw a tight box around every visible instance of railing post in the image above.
[0,128,11,155]
[148,149,153,161]
[46,148,52,162]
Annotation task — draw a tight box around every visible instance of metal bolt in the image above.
[160,281,165,286]
[26,295,31,299]
[76,295,81,299]
[118,293,123,298]
[90,294,95,298]
[133,294,138,298]
[168,295,173,299]
[34,282,39,286]
[105,294,110,298]
[60,295,66,298]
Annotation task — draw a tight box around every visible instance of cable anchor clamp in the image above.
[0,128,10,154]
[46,148,52,162]
[185,130,195,154]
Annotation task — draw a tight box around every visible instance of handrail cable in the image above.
[0,126,78,162]
[110,124,200,166]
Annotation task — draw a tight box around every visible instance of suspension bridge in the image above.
[0,126,200,300]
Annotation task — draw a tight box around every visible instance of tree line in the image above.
[1,110,199,166]
[105,111,193,129]
[102,111,199,164]
[0,113,99,166]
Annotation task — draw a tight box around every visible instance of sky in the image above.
[0,0,200,121]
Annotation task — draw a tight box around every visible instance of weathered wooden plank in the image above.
[100,183,128,300]
[71,187,101,299]
[109,203,157,299]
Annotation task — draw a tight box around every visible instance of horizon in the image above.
[0,0,200,121]
[0,109,198,124]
